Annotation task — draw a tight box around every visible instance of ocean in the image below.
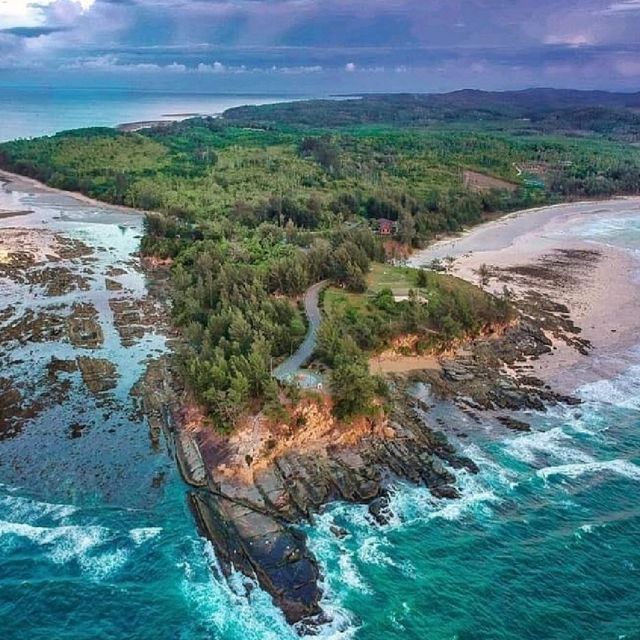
[0,87,305,142]
[0,94,639,639]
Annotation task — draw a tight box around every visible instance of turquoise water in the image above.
[0,87,303,141]
[0,182,311,640]
[303,213,640,638]
[1,183,640,637]
[308,390,640,639]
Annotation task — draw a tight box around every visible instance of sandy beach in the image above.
[0,169,146,216]
[409,198,640,392]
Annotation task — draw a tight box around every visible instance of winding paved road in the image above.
[273,280,329,382]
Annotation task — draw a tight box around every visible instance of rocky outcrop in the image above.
[139,351,479,628]
[134,254,585,631]
[67,303,103,348]
[0,378,27,441]
[109,295,167,347]
[176,430,207,487]
[414,321,580,415]
[76,356,118,396]
[185,398,475,626]
[177,315,582,627]
[190,491,323,624]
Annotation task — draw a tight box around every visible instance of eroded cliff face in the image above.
[138,307,584,629]
[144,363,477,625]
[137,246,599,630]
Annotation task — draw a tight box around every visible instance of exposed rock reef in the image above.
[144,354,479,625]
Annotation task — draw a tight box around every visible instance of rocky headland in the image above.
[139,251,595,629]
[2,170,634,631]
[139,198,640,629]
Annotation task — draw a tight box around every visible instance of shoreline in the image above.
[3,163,638,398]
[3,167,640,627]
[0,169,146,217]
[3,164,637,412]
[409,197,640,393]
[408,196,640,266]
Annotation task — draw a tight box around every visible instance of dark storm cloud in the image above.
[2,0,640,90]
[0,26,69,38]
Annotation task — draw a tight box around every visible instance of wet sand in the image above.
[0,169,149,216]
[409,198,640,392]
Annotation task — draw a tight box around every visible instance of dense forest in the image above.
[1,89,639,428]
[225,89,640,142]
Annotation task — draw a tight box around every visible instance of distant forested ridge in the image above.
[1,88,639,428]
[224,89,640,141]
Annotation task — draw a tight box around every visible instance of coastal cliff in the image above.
[1,167,623,631]
[2,167,636,632]
[141,284,586,628]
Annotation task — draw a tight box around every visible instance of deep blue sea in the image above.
[0,86,304,141]
[0,91,639,639]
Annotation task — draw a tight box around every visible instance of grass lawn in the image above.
[323,262,492,320]
[367,263,419,293]
[323,263,421,318]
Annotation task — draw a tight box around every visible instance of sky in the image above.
[1,0,640,93]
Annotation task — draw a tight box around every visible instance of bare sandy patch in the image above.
[370,354,442,374]
[463,169,518,193]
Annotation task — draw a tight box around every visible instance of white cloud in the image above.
[345,62,356,72]
[614,56,640,76]
[60,57,325,76]
[600,0,640,13]
[197,61,227,73]
[544,33,593,47]
[0,0,95,29]
[0,0,54,28]
[63,55,186,72]
[276,65,323,74]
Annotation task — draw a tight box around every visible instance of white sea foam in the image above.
[578,524,594,535]
[85,548,130,581]
[338,552,372,593]
[180,541,295,640]
[308,509,373,595]
[431,486,499,522]
[503,427,594,466]
[539,403,607,438]
[0,491,77,524]
[181,539,359,640]
[537,459,640,482]
[357,536,397,568]
[579,364,640,411]
[0,519,105,552]
[387,468,501,525]
[462,442,519,491]
[129,527,162,545]
[389,610,407,632]
[570,214,640,251]
[0,515,134,580]
[310,502,414,582]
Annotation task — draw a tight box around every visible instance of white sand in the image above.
[409,198,640,392]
